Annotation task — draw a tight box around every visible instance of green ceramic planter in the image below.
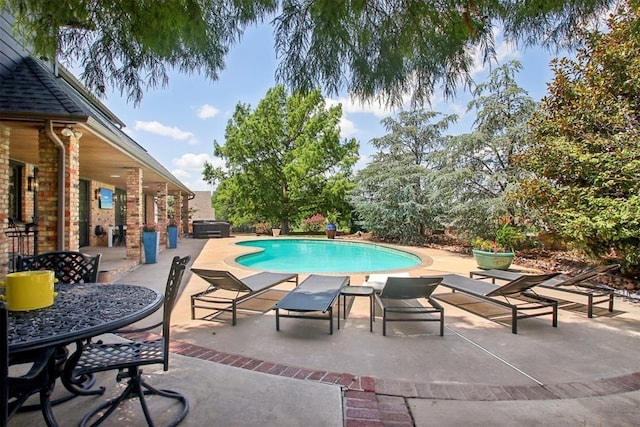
[472,249,515,270]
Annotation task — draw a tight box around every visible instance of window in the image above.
[8,161,23,221]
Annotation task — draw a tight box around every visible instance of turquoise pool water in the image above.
[235,239,421,273]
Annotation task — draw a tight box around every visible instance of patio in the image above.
[10,235,640,426]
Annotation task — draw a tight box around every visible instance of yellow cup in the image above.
[0,270,58,311]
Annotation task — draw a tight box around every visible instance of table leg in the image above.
[369,294,373,332]
[342,294,347,319]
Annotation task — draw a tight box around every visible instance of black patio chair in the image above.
[2,301,58,426]
[16,251,102,284]
[15,250,104,404]
[113,225,126,247]
[68,255,191,427]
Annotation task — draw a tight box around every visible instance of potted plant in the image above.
[325,211,339,239]
[142,223,159,264]
[271,224,281,237]
[167,218,178,249]
[471,225,521,270]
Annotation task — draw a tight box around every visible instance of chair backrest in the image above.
[190,269,251,292]
[16,251,102,284]
[555,264,621,286]
[379,277,443,299]
[1,302,8,427]
[161,255,191,369]
[486,272,560,297]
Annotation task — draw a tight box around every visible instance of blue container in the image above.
[143,232,158,263]
[167,226,178,249]
[325,223,337,239]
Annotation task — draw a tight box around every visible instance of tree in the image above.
[351,110,455,244]
[516,3,640,272]
[204,85,358,233]
[1,0,614,105]
[434,60,537,239]
[0,0,274,105]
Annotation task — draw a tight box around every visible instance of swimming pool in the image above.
[235,239,422,273]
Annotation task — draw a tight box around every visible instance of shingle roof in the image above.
[0,56,89,120]
[0,54,193,196]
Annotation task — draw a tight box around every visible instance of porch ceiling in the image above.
[6,121,189,195]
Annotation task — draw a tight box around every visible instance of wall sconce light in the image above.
[27,175,38,192]
[95,188,101,200]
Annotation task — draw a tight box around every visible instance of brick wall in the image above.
[174,191,183,237]
[63,129,80,250]
[126,168,143,261]
[157,182,168,247]
[0,125,9,274]
[37,129,58,252]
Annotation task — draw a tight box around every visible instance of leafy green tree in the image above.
[351,110,455,243]
[204,85,358,233]
[516,3,640,272]
[1,0,614,104]
[434,60,537,240]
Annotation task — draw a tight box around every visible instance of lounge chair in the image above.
[469,264,620,318]
[430,273,560,334]
[375,277,445,336]
[191,269,299,325]
[362,272,410,293]
[273,274,350,334]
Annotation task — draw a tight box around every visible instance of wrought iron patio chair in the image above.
[15,250,104,407]
[68,255,191,427]
[2,301,58,426]
[16,251,102,284]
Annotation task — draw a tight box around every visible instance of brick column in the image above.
[126,168,143,261]
[37,129,59,252]
[0,125,10,274]
[156,182,168,247]
[63,129,81,251]
[174,191,183,237]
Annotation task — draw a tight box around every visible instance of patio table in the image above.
[7,283,163,424]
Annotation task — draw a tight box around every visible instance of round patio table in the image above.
[6,283,163,425]
[8,283,163,353]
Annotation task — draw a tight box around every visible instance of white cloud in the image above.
[171,152,220,191]
[325,96,395,118]
[134,120,198,145]
[196,104,220,119]
[353,153,372,172]
[448,102,468,118]
[339,116,358,138]
[471,27,520,77]
[174,152,215,169]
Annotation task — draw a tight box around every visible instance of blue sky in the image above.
[96,23,564,192]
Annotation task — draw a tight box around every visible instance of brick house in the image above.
[0,11,194,274]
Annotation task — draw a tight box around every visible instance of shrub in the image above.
[254,222,272,234]
[302,214,325,232]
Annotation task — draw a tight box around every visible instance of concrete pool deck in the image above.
[10,234,640,426]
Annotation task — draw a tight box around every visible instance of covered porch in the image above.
[0,57,194,274]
